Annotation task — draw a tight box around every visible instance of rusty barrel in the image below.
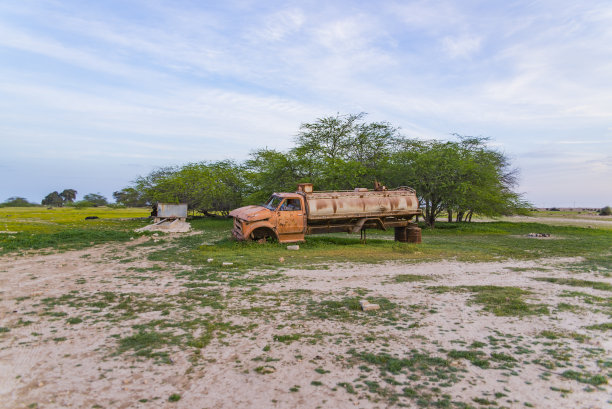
[394,225,421,243]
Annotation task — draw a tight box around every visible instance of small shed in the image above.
[154,203,188,223]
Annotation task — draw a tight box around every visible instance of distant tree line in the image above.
[115,113,530,227]
[38,190,109,208]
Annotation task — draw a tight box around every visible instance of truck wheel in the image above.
[250,228,277,242]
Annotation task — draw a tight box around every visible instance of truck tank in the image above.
[298,183,419,221]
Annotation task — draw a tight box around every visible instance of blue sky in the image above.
[1,0,611,207]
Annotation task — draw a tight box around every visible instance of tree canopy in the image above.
[42,191,64,207]
[60,189,77,203]
[1,197,37,207]
[132,160,246,216]
[120,113,527,225]
[82,193,108,207]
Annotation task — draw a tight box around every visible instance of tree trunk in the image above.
[467,210,473,222]
[447,209,452,222]
[425,200,436,228]
[456,211,464,222]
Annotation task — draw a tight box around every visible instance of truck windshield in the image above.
[263,195,283,210]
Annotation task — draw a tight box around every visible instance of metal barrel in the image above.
[394,226,422,243]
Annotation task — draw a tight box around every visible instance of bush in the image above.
[0,197,37,207]
[71,201,95,209]
[600,206,612,216]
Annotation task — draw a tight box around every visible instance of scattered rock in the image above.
[278,257,285,263]
[287,245,300,251]
[359,300,380,311]
[527,233,551,238]
[207,258,214,263]
[222,262,234,266]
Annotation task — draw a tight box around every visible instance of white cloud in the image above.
[250,8,306,42]
[441,34,481,58]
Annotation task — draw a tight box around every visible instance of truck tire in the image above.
[250,228,277,243]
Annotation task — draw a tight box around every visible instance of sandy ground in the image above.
[0,238,611,409]
[489,215,612,228]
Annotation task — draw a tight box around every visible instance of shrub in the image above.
[600,206,612,216]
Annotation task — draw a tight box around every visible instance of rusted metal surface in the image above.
[394,225,422,243]
[157,203,188,219]
[229,183,421,243]
[304,188,418,220]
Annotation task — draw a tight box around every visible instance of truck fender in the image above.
[245,221,278,241]
[350,218,386,233]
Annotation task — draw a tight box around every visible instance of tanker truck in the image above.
[229,183,422,243]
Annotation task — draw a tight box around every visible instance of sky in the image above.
[1,0,611,208]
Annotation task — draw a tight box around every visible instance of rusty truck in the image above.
[229,183,422,243]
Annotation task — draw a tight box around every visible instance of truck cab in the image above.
[230,193,306,243]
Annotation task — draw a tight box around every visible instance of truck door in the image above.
[277,198,305,234]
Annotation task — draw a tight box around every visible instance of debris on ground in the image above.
[527,233,551,237]
[135,219,191,233]
[359,300,380,311]
[287,245,300,251]
[222,262,234,266]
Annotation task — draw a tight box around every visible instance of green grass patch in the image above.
[428,285,549,317]
[561,370,608,385]
[394,274,434,283]
[145,219,612,271]
[585,322,612,331]
[533,277,612,292]
[0,207,150,254]
[448,350,490,369]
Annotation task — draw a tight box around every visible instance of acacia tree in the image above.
[60,189,77,203]
[277,113,400,191]
[1,197,36,207]
[113,188,147,207]
[386,137,527,227]
[83,193,108,206]
[131,161,246,215]
[42,191,64,207]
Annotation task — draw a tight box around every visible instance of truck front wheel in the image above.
[249,228,277,243]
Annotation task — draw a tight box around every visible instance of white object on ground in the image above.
[359,300,380,311]
[135,219,191,233]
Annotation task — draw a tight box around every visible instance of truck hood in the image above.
[229,205,272,222]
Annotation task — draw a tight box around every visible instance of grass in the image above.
[0,206,150,254]
[533,277,612,292]
[4,208,612,272]
[394,274,434,283]
[585,322,612,331]
[143,218,612,275]
[561,370,608,386]
[428,285,549,317]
